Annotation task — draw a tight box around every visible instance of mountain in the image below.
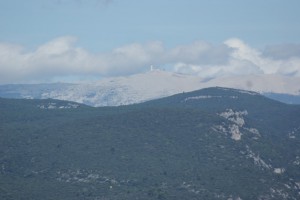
[0,71,202,106]
[1,87,300,200]
[264,93,300,105]
[0,71,299,106]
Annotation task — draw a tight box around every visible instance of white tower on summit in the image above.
[150,65,154,71]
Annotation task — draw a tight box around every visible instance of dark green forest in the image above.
[0,87,300,200]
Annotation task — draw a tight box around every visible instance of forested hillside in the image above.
[1,87,300,200]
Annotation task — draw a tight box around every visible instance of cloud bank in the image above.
[0,36,299,83]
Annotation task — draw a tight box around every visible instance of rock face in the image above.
[0,87,300,200]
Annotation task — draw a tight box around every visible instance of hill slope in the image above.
[0,87,300,200]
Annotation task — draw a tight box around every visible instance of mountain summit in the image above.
[0,71,300,106]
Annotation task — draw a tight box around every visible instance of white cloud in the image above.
[174,39,300,79]
[224,38,300,76]
[0,36,299,83]
[167,41,231,65]
[263,44,300,60]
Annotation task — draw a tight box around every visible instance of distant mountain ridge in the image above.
[0,70,299,106]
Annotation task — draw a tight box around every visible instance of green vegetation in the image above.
[0,87,300,199]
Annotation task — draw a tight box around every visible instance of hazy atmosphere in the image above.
[2,1,300,199]
[0,0,300,83]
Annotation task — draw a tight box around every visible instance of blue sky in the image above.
[0,0,300,83]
